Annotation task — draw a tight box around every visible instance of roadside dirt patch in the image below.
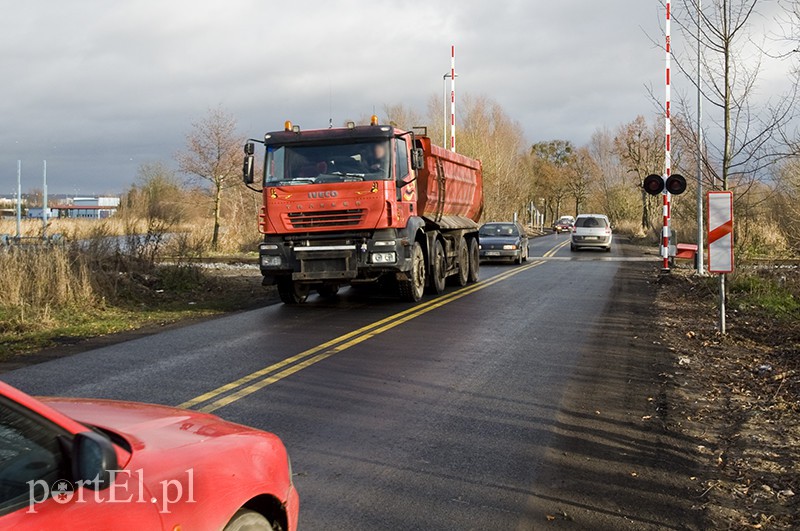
[656,268,800,529]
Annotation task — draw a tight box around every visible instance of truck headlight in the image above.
[373,240,396,247]
[261,255,282,267]
[370,252,396,264]
[503,244,517,250]
[259,243,279,251]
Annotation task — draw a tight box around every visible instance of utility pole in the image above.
[42,160,48,238]
[695,0,704,275]
[16,161,22,240]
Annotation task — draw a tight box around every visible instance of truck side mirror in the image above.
[411,148,425,170]
[243,142,255,185]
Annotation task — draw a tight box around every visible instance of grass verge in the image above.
[0,243,272,361]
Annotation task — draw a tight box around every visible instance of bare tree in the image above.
[614,116,665,230]
[768,157,800,255]
[383,103,425,131]
[450,94,527,221]
[176,106,242,250]
[122,162,187,266]
[26,188,44,208]
[668,0,797,192]
[567,147,596,215]
[588,128,639,224]
[530,140,575,220]
[776,0,800,155]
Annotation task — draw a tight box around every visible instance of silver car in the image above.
[571,214,612,252]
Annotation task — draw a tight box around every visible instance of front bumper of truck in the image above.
[258,230,411,284]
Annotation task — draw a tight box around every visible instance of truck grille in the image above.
[286,209,365,229]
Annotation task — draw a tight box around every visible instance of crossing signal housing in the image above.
[643,174,664,195]
[643,173,687,196]
[666,174,687,195]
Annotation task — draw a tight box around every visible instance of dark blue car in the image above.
[478,222,529,264]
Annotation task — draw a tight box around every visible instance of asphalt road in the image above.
[3,234,702,530]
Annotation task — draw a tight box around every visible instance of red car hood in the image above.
[39,397,261,454]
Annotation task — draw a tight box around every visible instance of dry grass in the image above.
[612,219,648,238]
[0,196,264,359]
[0,245,96,332]
[0,235,270,358]
[0,218,134,241]
[736,222,792,259]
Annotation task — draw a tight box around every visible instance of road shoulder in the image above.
[520,241,706,529]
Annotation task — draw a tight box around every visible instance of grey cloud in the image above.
[2,0,667,193]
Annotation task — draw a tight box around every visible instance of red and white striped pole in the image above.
[662,1,672,271]
[450,45,456,152]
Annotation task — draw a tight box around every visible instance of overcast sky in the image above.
[0,0,790,195]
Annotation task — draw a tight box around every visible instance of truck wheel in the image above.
[449,238,469,287]
[428,239,447,295]
[467,238,480,283]
[398,241,425,302]
[277,278,309,304]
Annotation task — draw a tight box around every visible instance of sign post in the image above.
[707,191,734,333]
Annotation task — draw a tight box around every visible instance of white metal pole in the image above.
[16,160,22,239]
[42,160,48,238]
[695,0,704,274]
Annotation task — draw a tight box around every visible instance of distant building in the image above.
[26,207,58,219]
[51,196,121,219]
[0,197,23,217]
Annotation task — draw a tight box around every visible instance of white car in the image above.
[571,214,612,252]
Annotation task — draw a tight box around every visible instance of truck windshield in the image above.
[265,141,391,185]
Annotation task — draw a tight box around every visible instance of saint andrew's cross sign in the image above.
[707,191,734,274]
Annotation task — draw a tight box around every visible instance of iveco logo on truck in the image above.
[308,191,338,199]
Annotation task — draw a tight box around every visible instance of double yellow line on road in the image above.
[180,239,569,413]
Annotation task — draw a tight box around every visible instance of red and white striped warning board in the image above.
[708,191,734,273]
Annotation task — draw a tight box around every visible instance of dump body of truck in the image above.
[415,137,483,224]
[242,120,484,304]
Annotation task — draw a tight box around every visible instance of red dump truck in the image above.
[242,117,483,304]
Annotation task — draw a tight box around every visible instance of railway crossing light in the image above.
[643,174,664,195]
[643,173,687,196]
[666,174,687,195]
